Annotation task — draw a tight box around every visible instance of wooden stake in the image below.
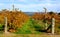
[44,7,47,29]
[52,18,55,34]
[12,5,14,11]
[4,17,8,34]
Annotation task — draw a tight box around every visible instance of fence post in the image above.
[52,18,55,34]
[4,17,8,34]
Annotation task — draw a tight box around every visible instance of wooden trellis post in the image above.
[52,18,55,34]
[12,5,15,11]
[44,7,48,29]
[4,17,8,34]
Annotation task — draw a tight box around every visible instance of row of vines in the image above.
[0,10,60,34]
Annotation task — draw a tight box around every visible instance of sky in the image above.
[0,0,60,12]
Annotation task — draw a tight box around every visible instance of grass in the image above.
[14,19,46,34]
[0,33,59,37]
[0,18,60,35]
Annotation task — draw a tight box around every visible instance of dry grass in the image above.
[0,33,60,37]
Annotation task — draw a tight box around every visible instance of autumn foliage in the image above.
[0,10,60,33]
[0,10,30,32]
[32,12,60,33]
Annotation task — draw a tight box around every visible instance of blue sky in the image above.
[0,0,60,12]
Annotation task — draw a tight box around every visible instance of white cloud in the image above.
[0,3,4,6]
[18,0,25,2]
[0,0,14,2]
[7,3,58,8]
[0,2,60,12]
[11,3,59,12]
[17,0,27,2]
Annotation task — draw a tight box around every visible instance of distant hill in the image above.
[24,12,35,16]
[24,12,44,16]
